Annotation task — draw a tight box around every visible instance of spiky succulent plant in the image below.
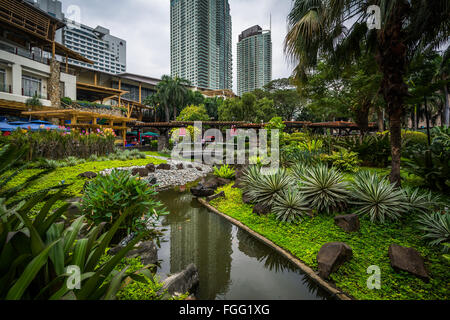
[298,164,349,214]
[351,171,409,223]
[272,188,311,223]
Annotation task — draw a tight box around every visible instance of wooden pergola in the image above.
[21,109,136,146]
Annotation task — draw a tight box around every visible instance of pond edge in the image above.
[198,198,354,301]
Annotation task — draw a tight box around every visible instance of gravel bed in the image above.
[100,158,212,190]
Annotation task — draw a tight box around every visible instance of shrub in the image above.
[336,134,390,167]
[417,210,450,251]
[321,149,361,172]
[351,171,409,223]
[281,144,323,167]
[298,164,349,214]
[4,128,116,160]
[244,168,292,207]
[402,130,428,147]
[81,169,166,234]
[213,165,236,179]
[272,188,311,223]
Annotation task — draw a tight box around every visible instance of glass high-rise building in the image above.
[237,25,272,96]
[170,0,232,90]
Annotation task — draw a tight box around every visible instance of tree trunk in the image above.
[424,97,431,145]
[173,106,177,121]
[444,82,450,126]
[355,103,370,135]
[376,108,384,132]
[164,103,170,123]
[375,0,409,186]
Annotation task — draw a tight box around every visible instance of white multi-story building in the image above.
[29,0,126,74]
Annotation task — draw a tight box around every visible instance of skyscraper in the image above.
[170,0,232,90]
[237,25,272,96]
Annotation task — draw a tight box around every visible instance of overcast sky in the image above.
[61,0,294,92]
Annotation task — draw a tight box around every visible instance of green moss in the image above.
[210,184,450,300]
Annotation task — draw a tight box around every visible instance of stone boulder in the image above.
[187,164,193,169]
[190,183,215,197]
[196,167,203,172]
[131,167,149,177]
[126,241,158,265]
[202,177,230,190]
[317,242,353,279]
[148,176,157,186]
[253,203,271,215]
[176,163,184,170]
[388,244,429,281]
[78,171,97,179]
[206,191,225,202]
[157,163,172,170]
[145,163,156,173]
[334,214,360,232]
[159,264,199,296]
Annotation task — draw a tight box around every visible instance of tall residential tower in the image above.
[237,25,272,96]
[170,0,232,90]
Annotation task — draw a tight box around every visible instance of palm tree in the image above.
[155,75,190,122]
[284,0,449,185]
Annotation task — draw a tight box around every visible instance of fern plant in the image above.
[272,188,311,223]
[351,171,409,223]
[298,164,349,214]
[213,165,236,179]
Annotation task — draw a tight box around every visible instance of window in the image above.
[0,69,5,92]
[22,75,42,97]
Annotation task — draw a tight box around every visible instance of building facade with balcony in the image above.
[0,0,91,116]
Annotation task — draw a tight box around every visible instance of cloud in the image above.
[62,0,294,92]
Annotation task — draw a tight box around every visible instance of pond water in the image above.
[155,189,333,300]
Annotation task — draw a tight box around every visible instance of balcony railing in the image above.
[0,42,51,65]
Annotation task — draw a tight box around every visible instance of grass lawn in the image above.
[2,157,166,204]
[210,184,450,300]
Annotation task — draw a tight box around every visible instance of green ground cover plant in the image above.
[1,157,166,216]
[210,184,450,300]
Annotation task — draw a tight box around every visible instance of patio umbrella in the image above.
[0,121,18,132]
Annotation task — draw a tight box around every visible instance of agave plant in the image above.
[403,187,442,215]
[272,188,311,223]
[290,163,307,181]
[241,165,263,191]
[351,171,409,223]
[245,168,293,207]
[298,164,349,214]
[417,211,450,251]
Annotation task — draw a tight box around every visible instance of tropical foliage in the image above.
[81,169,165,234]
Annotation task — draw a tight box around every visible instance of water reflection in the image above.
[156,190,332,300]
